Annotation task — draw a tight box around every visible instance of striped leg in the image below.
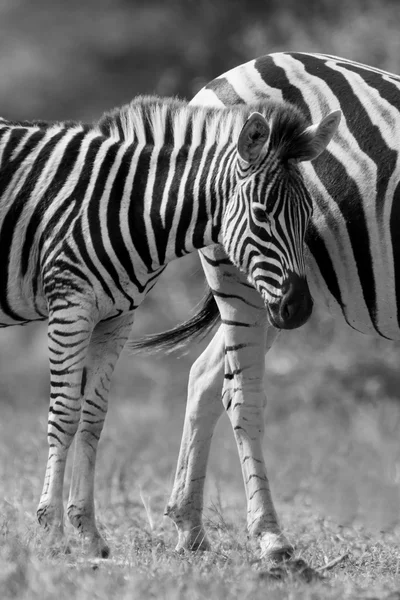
[203,245,292,559]
[37,307,94,551]
[223,319,291,559]
[67,314,135,558]
[168,245,292,559]
[166,326,225,551]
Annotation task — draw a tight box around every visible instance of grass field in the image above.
[2,260,400,599]
[2,395,400,599]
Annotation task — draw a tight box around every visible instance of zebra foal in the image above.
[0,95,338,556]
[130,53,400,560]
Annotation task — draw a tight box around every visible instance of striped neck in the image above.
[125,132,238,270]
[98,96,252,270]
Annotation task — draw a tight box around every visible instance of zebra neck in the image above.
[126,141,237,270]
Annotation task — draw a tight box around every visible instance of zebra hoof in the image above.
[175,529,211,553]
[88,536,111,559]
[259,532,293,562]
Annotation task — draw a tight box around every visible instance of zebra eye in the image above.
[253,205,269,222]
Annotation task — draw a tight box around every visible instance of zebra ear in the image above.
[237,112,270,164]
[296,110,342,162]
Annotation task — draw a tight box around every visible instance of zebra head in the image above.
[222,106,341,330]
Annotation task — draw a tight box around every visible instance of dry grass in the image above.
[2,385,400,599]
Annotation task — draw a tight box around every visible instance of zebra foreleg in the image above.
[67,313,135,558]
[197,246,292,559]
[166,326,225,552]
[223,320,293,560]
[37,308,95,553]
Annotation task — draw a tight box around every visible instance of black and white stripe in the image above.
[194,52,400,337]
[0,97,331,327]
[1,93,335,556]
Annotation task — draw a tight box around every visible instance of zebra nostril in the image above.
[281,297,300,322]
[281,301,292,321]
[267,272,312,329]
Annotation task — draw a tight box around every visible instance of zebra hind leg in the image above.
[37,307,94,554]
[67,314,135,558]
[165,326,225,552]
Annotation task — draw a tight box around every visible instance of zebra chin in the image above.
[264,273,314,330]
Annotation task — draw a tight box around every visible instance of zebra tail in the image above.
[127,289,220,354]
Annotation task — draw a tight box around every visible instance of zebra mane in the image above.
[96,95,311,160]
[0,96,313,164]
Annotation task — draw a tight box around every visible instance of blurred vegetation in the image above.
[1,0,400,123]
[1,0,400,548]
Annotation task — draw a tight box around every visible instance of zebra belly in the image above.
[305,244,400,341]
[0,283,138,328]
[302,156,400,341]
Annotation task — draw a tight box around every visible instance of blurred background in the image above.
[2,0,400,545]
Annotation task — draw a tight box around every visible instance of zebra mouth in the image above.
[266,272,313,330]
[267,297,313,330]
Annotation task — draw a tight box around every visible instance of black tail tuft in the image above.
[127,289,220,355]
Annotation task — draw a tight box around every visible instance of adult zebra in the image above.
[130,53,400,560]
[0,95,337,556]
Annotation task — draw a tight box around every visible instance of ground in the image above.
[2,375,400,598]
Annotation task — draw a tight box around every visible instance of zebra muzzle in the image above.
[267,272,313,330]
